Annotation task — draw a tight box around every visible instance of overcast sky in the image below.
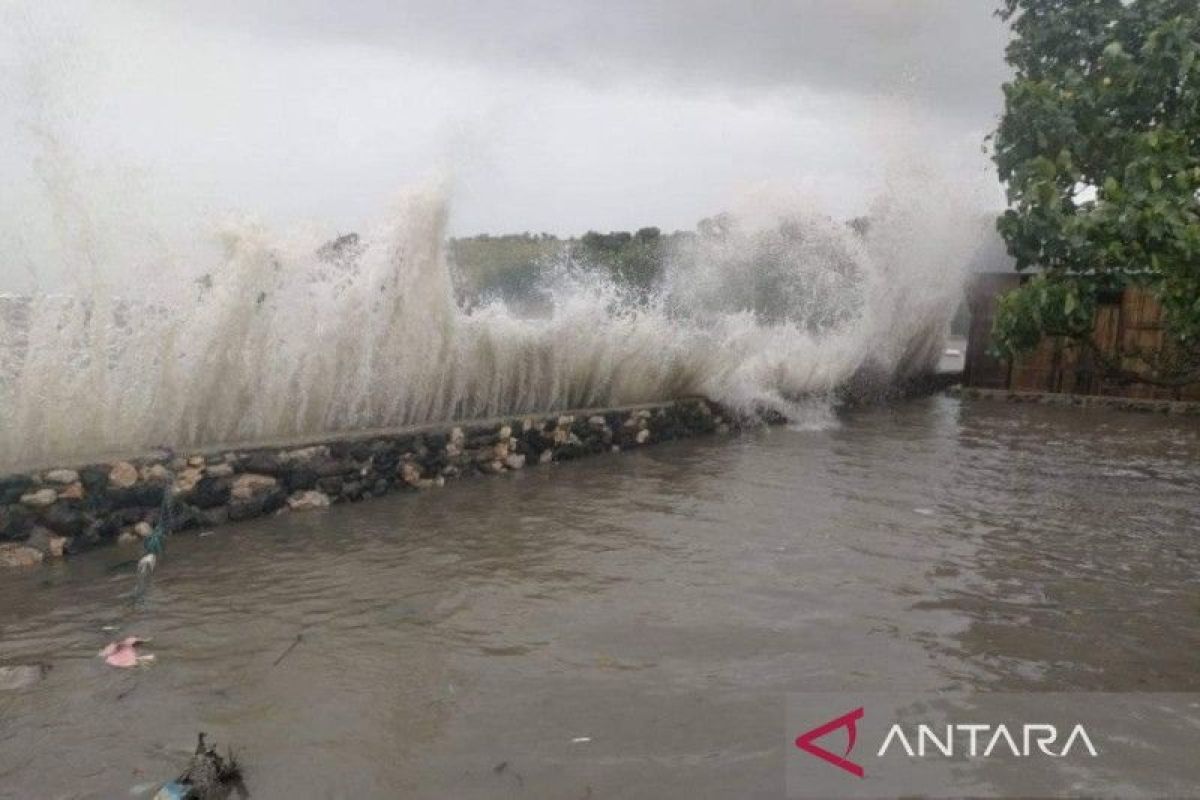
[1,1,1011,240]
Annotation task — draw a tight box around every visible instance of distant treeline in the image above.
[445,216,967,334]
[449,226,683,302]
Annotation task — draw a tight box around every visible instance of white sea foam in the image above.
[0,6,985,470]
[0,178,978,469]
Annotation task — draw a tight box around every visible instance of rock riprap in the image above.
[0,399,732,567]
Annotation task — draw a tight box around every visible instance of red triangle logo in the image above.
[794,706,865,778]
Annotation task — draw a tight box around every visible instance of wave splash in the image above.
[0,180,972,469]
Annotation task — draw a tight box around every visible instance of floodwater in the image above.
[1,396,1198,798]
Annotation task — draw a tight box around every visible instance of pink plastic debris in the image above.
[99,636,153,668]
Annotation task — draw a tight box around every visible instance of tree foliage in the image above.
[991,0,1200,386]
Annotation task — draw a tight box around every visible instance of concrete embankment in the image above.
[0,398,732,568]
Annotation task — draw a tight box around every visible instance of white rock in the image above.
[43,469,79,485]
[174,468,203,493]
[636,429,651,444]
[287,490,331,511]
[505,454,526,470]
[117,531,139,546]
[498,425,512,440]
[139,464,171,484]
[57,482,83,500]
[449,427,465,445]
[187,455,206,468]
[231,473,278,500]
[46,534,67,558]
[557,415,574,427]
[0,544,43,568]
[539,450,554,465]
[588,415,607,427]
[400,462,423,486]
[493,442,509,460]
[134,521,153,538]
[20,489,57,508]
[206,463,234,477]
[109,461,138,489]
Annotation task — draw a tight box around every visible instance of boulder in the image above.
[174,468,204,493]
[43,469,79,485]
[238,452,282,476]
[287,490,331,511]
[316,476,343,495]
[57,482,84,500]
[0,505,34,541]
[182,476,231,509]
[400,462,423,487]
[107,483,165,509]
[505,454,526,470]
[39,504,89,537]
[139,463,172,484]
[231,473,278,500]
[78,465,110,495]
[283,465,319,493]
[20,489,57,508]
[228,487,286,521]
[109,461,139,489]
[0,544,43,568]
[26,526,67,558]
[0,475,34,505]
[205,463,234,478]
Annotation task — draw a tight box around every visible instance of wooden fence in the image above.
[963,274,1200,401]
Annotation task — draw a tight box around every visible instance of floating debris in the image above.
[154,733,243,800]
[100,637,154,668]
[271,633,304,667]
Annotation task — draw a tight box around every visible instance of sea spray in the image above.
[0,181,972,470]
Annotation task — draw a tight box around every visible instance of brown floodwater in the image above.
[0,396,1198,798]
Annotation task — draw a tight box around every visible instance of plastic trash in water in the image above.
[152,782,188,800]
[100,637,154,668]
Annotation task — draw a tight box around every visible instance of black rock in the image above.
[0,475,33,505]
[78,465,111,496]
[39,503,89,537]
[0,504,34,541]
[228,487,285,522]
[107,484,166,509]
[283,466,319,492]
[316,476,343,495]
[313,457,356,478]
[238,452,282,476]
[185,477,232,509]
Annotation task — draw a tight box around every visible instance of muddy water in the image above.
[1,397,1198,799]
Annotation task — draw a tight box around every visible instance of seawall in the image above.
[0,398,732,568]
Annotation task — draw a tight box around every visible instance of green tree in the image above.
[991,0,1200,386]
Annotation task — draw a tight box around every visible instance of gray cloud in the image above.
[164,0,1011,119]
[0,0,1012,266]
